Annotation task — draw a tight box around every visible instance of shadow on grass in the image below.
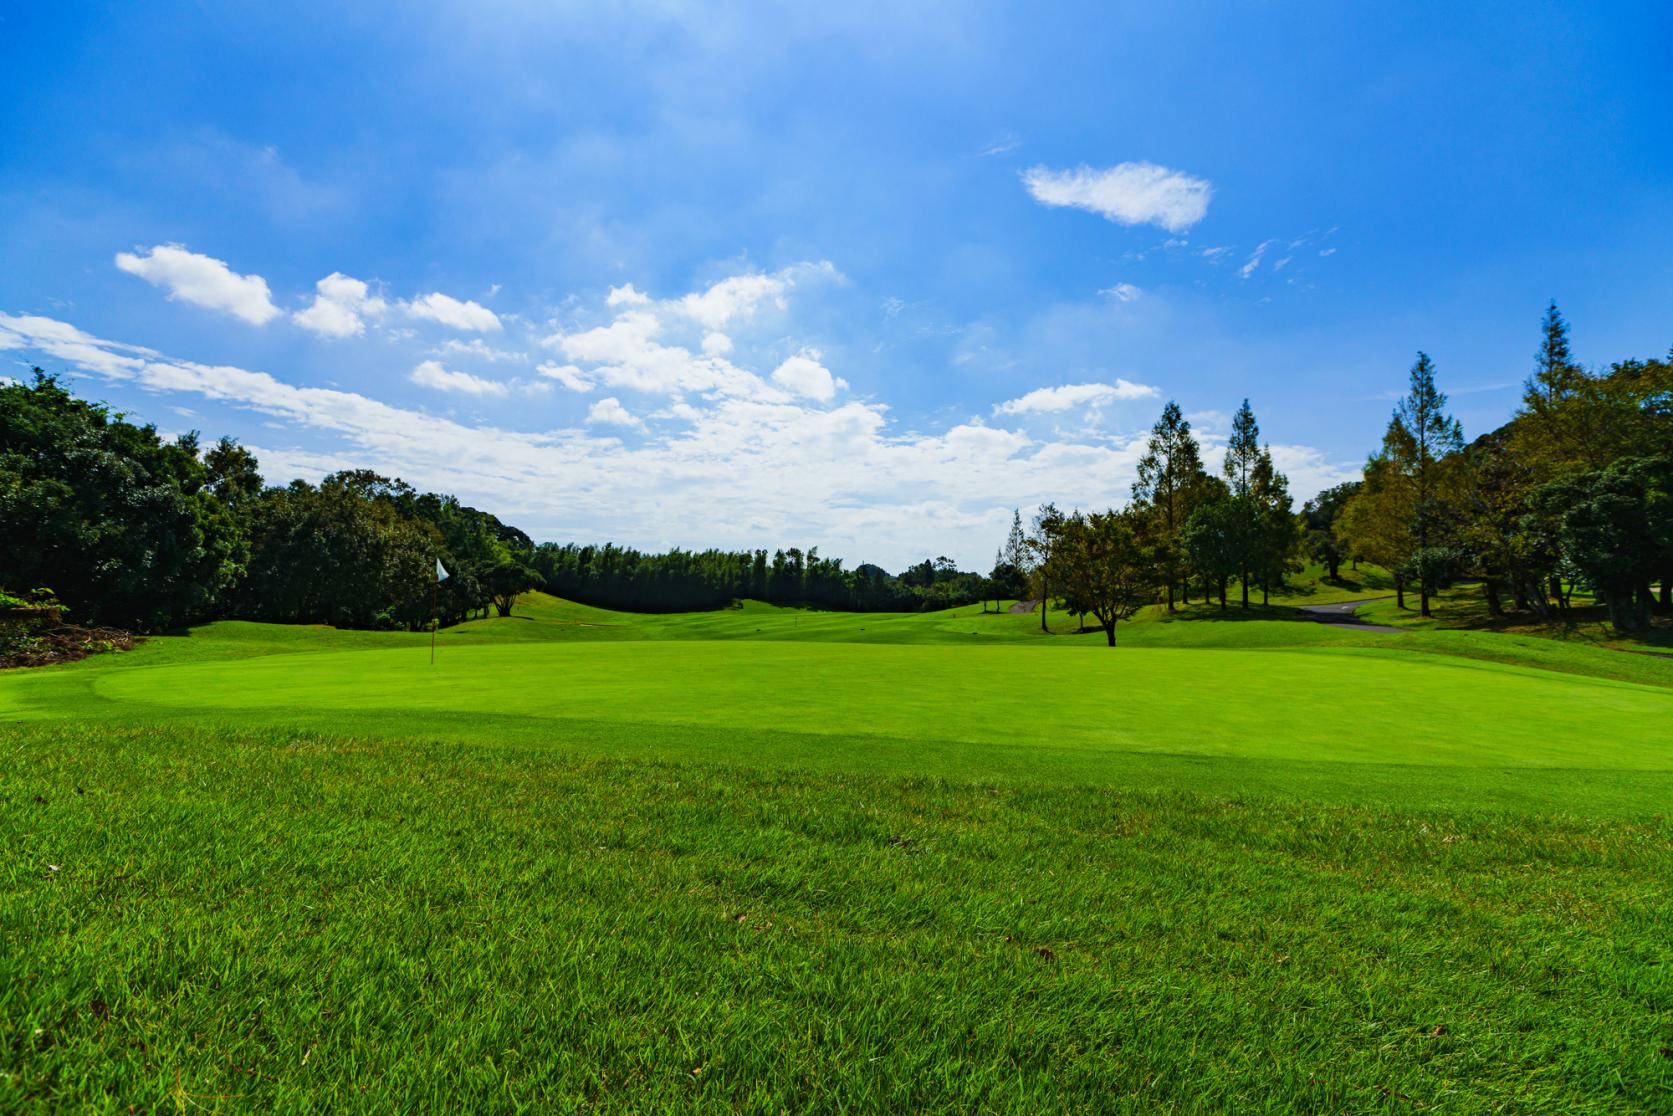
[1366,585,1673,652]
[1154,602,1310,624]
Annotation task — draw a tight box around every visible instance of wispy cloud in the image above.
[409,359,508,396]
[978,132,1022,157]
[1022,161,1212,233]
[437,337,526,363]
[993,379,1158,415]
[1099,282,1142,303]
[405,292,502,332]
[1239,239,1275,279]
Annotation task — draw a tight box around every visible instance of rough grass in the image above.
[4,724,1670,1113]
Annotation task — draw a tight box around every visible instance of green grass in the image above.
[4,593,1673,1110]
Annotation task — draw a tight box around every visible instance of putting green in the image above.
[84,640,1673,770]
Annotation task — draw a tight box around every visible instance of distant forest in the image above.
[2,302,1668,638]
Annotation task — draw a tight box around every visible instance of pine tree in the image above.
[1003,509,1030,575]
[1525,301,1583,409]
[1133,401,1206,610]
[1222,399,1263,607]
[1249,447,1297,606]
[1392,352,1463,617]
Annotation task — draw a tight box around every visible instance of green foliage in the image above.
[531,542,986,613]
[1182,496,1241,609]
[231,473,440,630]
[1537,456,1673,631]
[1132,401,1208,608]
[0,371,244,631]
[1302,481,1359,578]
[1052,507,1159,644]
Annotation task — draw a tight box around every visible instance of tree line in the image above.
[999,396,1300,646]
[4,302,1666,638]
[0,371,990,632]
[998,302,1670,643]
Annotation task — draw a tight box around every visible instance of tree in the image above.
[1391,352,1464,616]
[1249,448,1300,605]
[235,473,438,629]
[0,370,244,631]
[1537,456,1673,632]
[1337,426,1417,608]
[485,560,542,617]
[1026,502,1066,631]
[1002,509,1031,579]
[1133,400,1207,610]
[1221,399,1264,607]
[1054,508,1159,646]
[1302,481,1360,580]
[1183,492,1240,610]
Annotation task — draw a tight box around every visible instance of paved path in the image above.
[1295,596,1408,634]
[1008,599,1042,614]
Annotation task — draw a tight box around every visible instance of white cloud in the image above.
[606,283,651,307]
[1022,162,1212,233]
[1100,282,1142,302]
[586,396,646,431]
[979,133,1022,157]
[409,359,509,396]
[547,309,780,399]
[0,307,1363,571]
[294,272,386,338]
[437,338,525,363]
[993,379,1159,416]
[1319,247,1337,257]
[701,331,733,355]
[537,362,595,392]
[1200,246,1232,259]
[1239,239,1275,279]
[114,244,281,325]
[405,292,502,332]
[771,352,847,403]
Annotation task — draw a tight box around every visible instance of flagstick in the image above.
[430,566,439,665]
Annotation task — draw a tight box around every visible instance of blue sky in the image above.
[3,2,1670,569]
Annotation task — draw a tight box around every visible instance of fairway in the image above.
[68,640,1673,771]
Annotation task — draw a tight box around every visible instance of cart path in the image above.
[1296,597,1408,633]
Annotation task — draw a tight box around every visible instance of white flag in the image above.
[436,559,450,582]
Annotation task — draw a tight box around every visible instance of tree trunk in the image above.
[1326,554,1340,580]
[1240,568,1249,609]
[1261,580,1269,607]
[1659,574,1672,614]
[1606,589,1645,633]
[1395,575,1406,611]
[1040,576,1048,632]
[1218,579,1228,611]
[1181,577,1190,605]
[1104,622,1116,647]
[1167,580,1175,612]
[1483,579,1503,617]
[1420,584,1432,618]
